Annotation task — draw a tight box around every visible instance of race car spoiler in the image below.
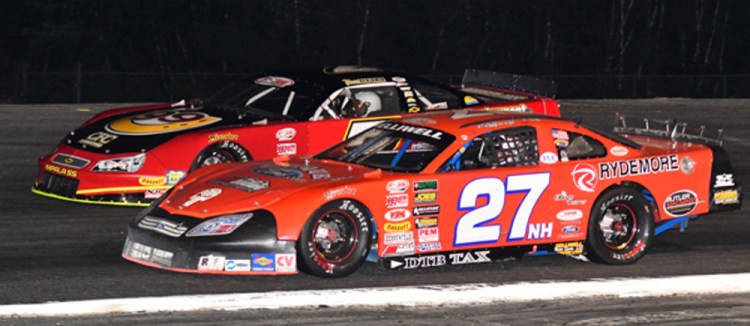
[461,69,559,98]
[613,113,725,146]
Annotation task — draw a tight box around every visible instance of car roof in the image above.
[394,108,642,149]
[253,66,443,89]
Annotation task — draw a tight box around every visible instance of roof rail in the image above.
[613,113,724,146]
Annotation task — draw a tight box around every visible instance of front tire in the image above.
[298,200,372,278]
[586,187,654,265]
[190,141,250,172]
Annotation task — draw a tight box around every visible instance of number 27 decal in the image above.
[454,172,550,246]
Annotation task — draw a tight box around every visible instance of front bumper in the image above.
[122,208,298,275]
[33,145,178,207]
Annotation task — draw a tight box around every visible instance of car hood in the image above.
[66,103,285,154]
[159,158,376,218]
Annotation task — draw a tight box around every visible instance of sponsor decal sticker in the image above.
[324,186,356,200]
[413,180,438,192]
[384,208,411,222]
[198,255,226,271]
[384,221,413,233]
[144,189,167,199]
[414,192,437,204]
[561,225,580,234]
[377,123,444,140]
[418,227,439,242]
[208,132,239,143]
[556,209,583,222]
[166,170,186,185]
[389,254,446,270]
[251,253,275,272]
[182,188,222,208]
[275,253,296,273]
[413,205,440,216]
[276,143,297,156]
[540,152,558,164]
[107,109,221,136]
[713,189,739,205]
[598,154,679,180]
[275,128,296,141]
[151,248,174,267]
[571,163,597,192]
[129,242,152,261]
[449,250,491,265]
[138,176,166,186]
[553,191,586,205]
[385,194,409,208]
[554,242,584,255]
[386,179,410,194]
[382,243,416,256]
[78,131,118,148]
[714,174,735,188]
[224,259,251,272]
[45,164,77,178]
[415,217,438,228]
[609,146,629,157]
[417,242,442,252]
[663,190,699,216]
[342,77,387,86]
[255,76,295,88]
[383,232,414,245]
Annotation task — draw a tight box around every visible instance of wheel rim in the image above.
[200,149,235,167]
[312,210,359,263]
[598,203,637,250]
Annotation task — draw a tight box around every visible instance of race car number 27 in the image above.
[454,173,550,246]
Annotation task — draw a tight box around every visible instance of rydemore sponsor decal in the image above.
[377,122,444,140]
[599,154,678,180]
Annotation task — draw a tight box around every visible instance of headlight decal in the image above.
[92,153,146,172]
[186,213,254,237]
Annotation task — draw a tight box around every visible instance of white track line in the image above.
[2,273,750,318]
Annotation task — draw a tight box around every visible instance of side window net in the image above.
[458,127,538,170]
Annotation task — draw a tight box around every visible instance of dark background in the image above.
[1,0,748,103]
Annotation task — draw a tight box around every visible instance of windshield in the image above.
[203,75,319,120]
[316,122,455,173]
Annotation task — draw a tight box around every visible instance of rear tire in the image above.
[190,141,250,172]
[298,200,372,278]
[586,187,654,265]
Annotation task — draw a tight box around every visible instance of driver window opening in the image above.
[445,127,539,171]
[552,129,606,161]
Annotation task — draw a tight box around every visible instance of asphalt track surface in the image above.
[1,99,749,324]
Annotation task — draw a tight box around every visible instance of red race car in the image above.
[33,66,559,206]
[122,109,740,277]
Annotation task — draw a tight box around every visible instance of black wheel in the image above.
[586,187,654,265]
[298,199,372,278]
[190,141,250,172]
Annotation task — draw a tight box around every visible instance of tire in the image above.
[586,187,654,265]
[298,199,372,278]
[190,141,250,172]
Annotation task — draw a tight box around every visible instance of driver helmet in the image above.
[354,91,382,117]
